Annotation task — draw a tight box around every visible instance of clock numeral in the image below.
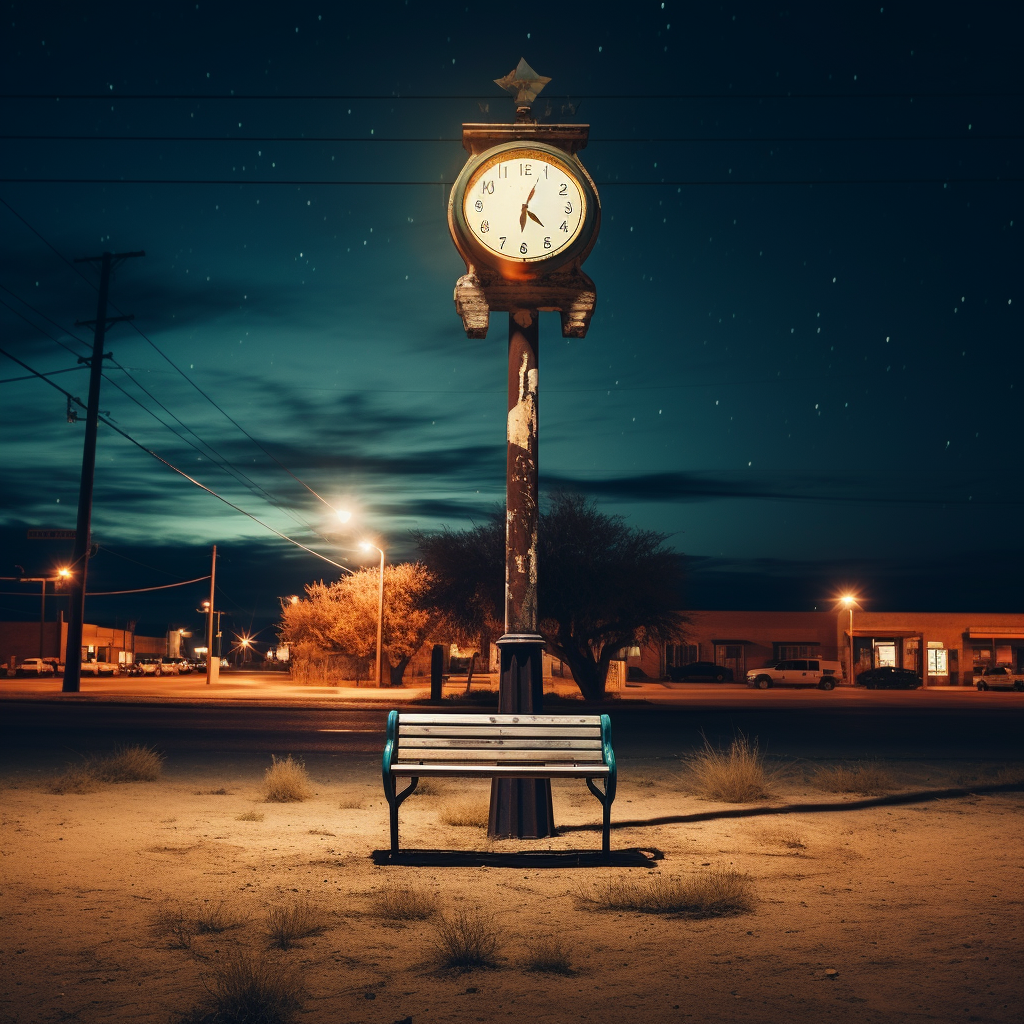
[520,242,528,254]
[499,236,506,249]
[564,201,573,215]
[520,163,532,176]
[482,180,494,194]
[500,164,508,178]
[474,199,484,212]
[560,220,569,232]
[480,220,490,233]
[559,183,568,196]
[543,165,548,178]
[543,236,552,249]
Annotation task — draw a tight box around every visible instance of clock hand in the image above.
[527,210,544,227]
[526,183,538,205]
[520,205,528,232]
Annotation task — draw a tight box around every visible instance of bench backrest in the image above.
[385,711,613,768]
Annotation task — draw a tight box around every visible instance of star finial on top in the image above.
[494,58,552,108]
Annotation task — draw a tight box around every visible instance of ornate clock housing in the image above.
[449,124,601,339]
[450,141,599,276]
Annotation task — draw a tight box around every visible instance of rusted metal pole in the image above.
[488,308,555,839]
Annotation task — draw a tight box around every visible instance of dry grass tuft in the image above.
[48,744,163,793]
[178,951,304,1024]
[437,793,490,827]
[368,881,438,921]
[235,809,265,822]
[48,761,103,794]
[760,826,807,850]
[682,734,776,802]
[195,788,230,796]
[260,755,314,803]
[433,909,501,970]
[157,908,198,949]
[523,937,575,975]
[579,868,755,918]
[813,762,897,795]
[196,903,241,934]
[93,744,164,783]
[265,902,328,950]
[409,779,447,797]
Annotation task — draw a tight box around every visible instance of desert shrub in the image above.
[236,809,265,822]
[261,755,313,803]
[523,938,575,975]
[369,881,438,921]
[178,951,303,1024]
[409,779,446,797]
[196,903,240,934]
[47,762,102,794]
[443,689,498,705]
[93,744,164,783]
[266,902,328,950]
[813,762,897,795]
[438,794,489,827]
[579,869,755,918]
[682,734,776,802]
[433,909,501,970]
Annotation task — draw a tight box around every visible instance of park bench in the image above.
[382,710,617,855]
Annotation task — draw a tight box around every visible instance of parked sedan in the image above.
[975,666,1024,692]
[855,667,922,690]
[16,657,55,677]
[667,661,734,682]
[79,660,120,676]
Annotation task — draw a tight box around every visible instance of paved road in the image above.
[2,686,1021,764]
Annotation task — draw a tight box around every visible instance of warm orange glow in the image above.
[289,595,299,605]
[335,509,352,523]
[57,568,71,578]
[840,594,857,607]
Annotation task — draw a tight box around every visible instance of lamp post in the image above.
[361,541,385,688]
[840,595,857,685]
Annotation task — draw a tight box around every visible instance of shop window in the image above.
[775,644,820,660]
[874,642,897,668]
[666,643,698,667]
[927,649,948,676]
[972,646,992,669]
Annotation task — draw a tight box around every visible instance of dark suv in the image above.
[855,667,921,690]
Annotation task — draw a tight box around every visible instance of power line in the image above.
[0,196,338,517]
[3,176,1017,186]
[0,344,352,573]
[4,134,1020,143]
[2,91,1020,100]
[0,364,84,384]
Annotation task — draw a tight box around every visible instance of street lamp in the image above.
[840,594,859,685]
[361,540,385,688]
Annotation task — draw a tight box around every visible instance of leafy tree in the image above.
[280,562,441,685]
[416,493,687,701]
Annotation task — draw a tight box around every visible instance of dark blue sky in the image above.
[1,1,1021,638]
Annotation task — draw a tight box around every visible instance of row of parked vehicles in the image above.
[668,659,1024,691]
[12,656,206,677]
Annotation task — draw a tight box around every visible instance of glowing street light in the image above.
[839,594,860,685]
[361,540,385,688]
[335,509,352,524]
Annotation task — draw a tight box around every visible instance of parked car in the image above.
[975,666,1024,692]
[40,657,64,674]
[164,657,193,674]
[136,657,165,676]
[119,662,145,676]
[855,666,922,690]
[16,657,55,677]
[667,661,734,682]
[79,660,119,676]
[746,659,843,690]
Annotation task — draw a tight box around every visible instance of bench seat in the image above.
[382,710,616,854]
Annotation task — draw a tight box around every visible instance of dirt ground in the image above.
[1,748,1021,1024]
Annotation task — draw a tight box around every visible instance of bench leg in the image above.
[386,776,419,854]
[587,777,613,859]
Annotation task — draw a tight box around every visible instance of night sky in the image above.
[1,1,1021,641]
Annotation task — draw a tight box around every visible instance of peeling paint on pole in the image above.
[505,309,539,635]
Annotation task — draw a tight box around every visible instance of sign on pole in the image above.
[27,529,77,540]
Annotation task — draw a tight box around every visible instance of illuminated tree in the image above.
[417,492,687,701]
[280,562,441,685]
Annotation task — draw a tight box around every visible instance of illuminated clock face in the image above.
[463,148,587,263]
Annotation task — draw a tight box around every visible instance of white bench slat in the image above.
[396,748,604,763]
[400,737,603,750]
[400,725,602,738]
[398,713,601,726]
[392,763,610,778]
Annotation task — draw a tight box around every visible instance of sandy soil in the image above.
[1,749,1021,1024]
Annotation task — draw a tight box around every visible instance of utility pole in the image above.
[206,545,218,686]
[63,250,144,693]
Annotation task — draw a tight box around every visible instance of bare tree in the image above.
[416,493,687,701]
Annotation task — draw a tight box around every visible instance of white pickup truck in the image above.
[746,658,844,690]
[16,657,55,677]
[975,666,1024,692]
